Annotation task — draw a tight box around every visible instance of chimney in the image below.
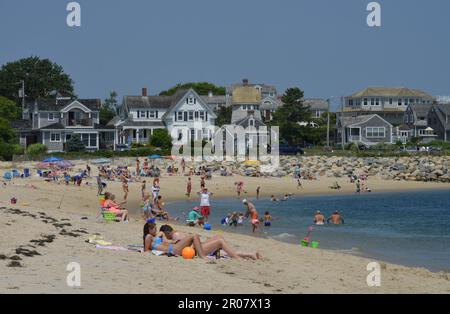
[142,87,148,97]
[242,78,249,86]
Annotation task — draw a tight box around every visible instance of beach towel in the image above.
[86,235,112,246]
[96,245,142,253]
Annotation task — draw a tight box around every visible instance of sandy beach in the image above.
[1,160,450,294]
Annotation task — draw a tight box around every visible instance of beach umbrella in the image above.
[43,156,63,163]
[54,160,75,168]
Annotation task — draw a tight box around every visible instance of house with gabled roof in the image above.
[337,114,393,146]
[116,88,217,146]
[403,103,437,142]
[343,87,435,125]
[428,103,450,142]
[13,97,116,152]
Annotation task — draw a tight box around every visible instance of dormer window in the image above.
[249,118,255,127]
[186,96,196,105]
[48,113,55,121]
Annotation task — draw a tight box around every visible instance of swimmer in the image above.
[313,210,325,225]
[327,211,344,225]
[263,211,272,227]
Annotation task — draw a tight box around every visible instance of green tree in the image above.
[150,129,173,149]
[159,82,225,96]
[0,56,74,103]
[66,134,85,152]
[214,106,232,127]
[100,91,118,125]
[271,87,311,146]
[0,96,21,120]
[0,98,20,160]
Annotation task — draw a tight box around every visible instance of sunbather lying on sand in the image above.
[143,222,261,260]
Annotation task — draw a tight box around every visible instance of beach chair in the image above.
[3,172,12,181]
[102,211,118,222]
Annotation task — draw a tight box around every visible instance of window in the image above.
[140,111,146,118]
[89,134,97,147]
[187,97,195,104]
[177,112,184,121]
[375,98,380,106]
[199,111,205,121]
[398,99,402,106]
[389,98,393,105]
[349,99,354,106]
[50,133,61,142]
[249,119,255,127]
[65,134,72,141]
[188,111,194,121]
[366,127,385,138]
[364,98,368,106]
[48,113,55,121]
[149,111,156,119]
[80,133,97,147]
[371,99,375,106]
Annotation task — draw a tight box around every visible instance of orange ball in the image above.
[182,247,196,259]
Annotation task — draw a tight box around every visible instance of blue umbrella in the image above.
[148,154,162,159]
[43,157,63,163]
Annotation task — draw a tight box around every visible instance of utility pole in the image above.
[341,96,345,150]
[326,98,330,147]
[19,80,25,119]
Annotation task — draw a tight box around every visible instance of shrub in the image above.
[149,129,173,150]
[26,143,47,157]
[66,135,85,152]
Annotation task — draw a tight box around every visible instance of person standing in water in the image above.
[256,186,261,200]
[313,210,326,225]
[198,187,213,223]
[327,211,344,225]
[243,199,259,233]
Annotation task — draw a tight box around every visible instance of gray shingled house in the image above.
[428,103,450,141]
[337,114,393,146]
[13,97,116,152]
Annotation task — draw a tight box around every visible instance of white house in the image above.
[116,88,217,146]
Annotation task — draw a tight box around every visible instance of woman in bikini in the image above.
[143,222,260,260]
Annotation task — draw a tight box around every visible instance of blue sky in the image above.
[1,0,449,103]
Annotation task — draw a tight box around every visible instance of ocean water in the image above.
[165,190,450,272]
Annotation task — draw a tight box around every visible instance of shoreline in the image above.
[1,161,450,293]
